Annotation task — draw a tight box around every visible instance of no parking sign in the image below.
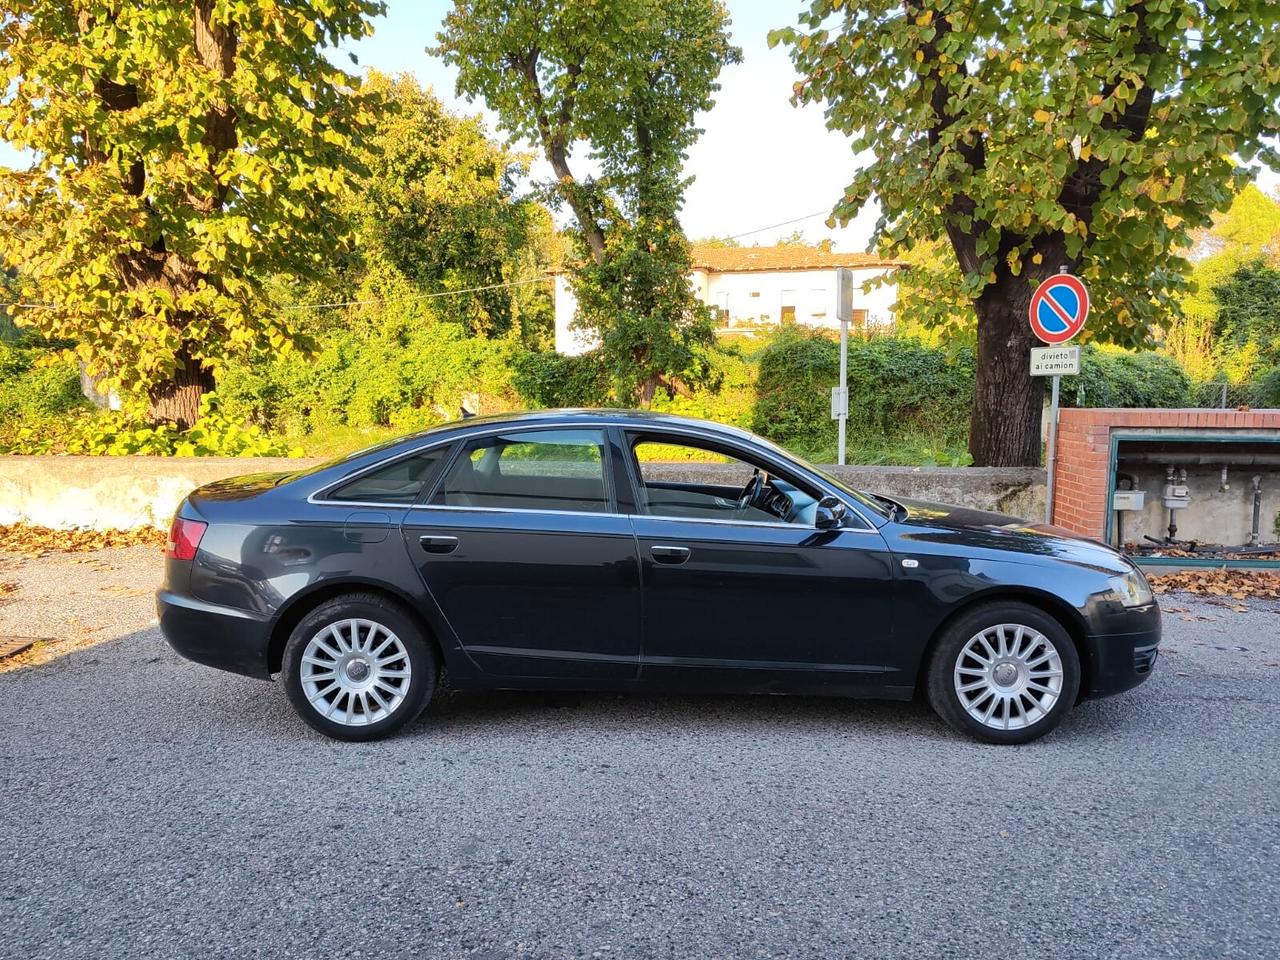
[1029,274,1089,344]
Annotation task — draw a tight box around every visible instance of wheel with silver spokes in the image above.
[953,624,1063,732]
[926,602,1081,744]
[300,618,412,727]
[282,594,438,741]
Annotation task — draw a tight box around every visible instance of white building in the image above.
[554,244,903,355]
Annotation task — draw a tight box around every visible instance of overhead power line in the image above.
[2,208,846,314]
[724,208,834,241]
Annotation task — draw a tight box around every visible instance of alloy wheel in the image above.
[300,618,412,726]
[953,623,1064,732]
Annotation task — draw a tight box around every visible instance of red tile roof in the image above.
[691,245,903,273]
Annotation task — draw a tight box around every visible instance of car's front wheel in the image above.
[281,593,437,741]
[925,601,1081,744]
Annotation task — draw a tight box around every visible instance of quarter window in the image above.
[326,448,447,504]
[435,429,609,513]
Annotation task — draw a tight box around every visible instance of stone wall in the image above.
[0,455,1047,530]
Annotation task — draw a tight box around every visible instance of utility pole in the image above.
[834,268,852,465]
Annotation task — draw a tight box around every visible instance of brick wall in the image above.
[1052,408,1280,539]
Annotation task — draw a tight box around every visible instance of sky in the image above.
[332,0,881,250]
[3,1,1275,252]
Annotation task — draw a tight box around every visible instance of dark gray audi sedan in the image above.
[158,410,1159,744]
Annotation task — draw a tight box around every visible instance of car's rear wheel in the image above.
[925,601,1081,744]
[282,593,437,741]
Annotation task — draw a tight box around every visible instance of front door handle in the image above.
[650,544,691,565]
[419,534,459,554]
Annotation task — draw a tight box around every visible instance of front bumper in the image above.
[1085,603,1161,699]
[157,589,274,680]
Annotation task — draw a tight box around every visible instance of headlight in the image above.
[1107,569,1153,608]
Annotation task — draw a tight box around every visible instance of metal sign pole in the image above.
[838,315,848,465]
[1044,373,1060,523]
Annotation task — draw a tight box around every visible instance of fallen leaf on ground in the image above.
[1149,569,1280,601]
[0,524,166,556]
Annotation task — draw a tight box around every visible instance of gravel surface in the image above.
[2,549,1278,959]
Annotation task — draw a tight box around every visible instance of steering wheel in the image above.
[737,469,766,510]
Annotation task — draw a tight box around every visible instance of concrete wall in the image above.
[0,456,307,531]
[0,456,1046,531]
[1113,463,1280,548]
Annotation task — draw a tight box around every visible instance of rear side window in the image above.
[326,448,448,504]
[434,429,609,513]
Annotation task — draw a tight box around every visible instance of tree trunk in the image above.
[968,274,1045,467]
[147,351,214,429]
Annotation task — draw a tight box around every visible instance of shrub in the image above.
[1252,366,1280,408]
[752,328,974,453]
[0,343,86,420]
[218,315,528,438]
[651,344,755,429]
[1065,345,1191,408]
[513,349,611,408]
[0,394,298,457]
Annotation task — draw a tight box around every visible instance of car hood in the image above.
[888,497,1132,573]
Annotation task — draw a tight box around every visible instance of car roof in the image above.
[394,408,761,445]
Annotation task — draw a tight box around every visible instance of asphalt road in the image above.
[2,583,1279,959]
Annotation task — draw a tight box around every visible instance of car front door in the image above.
[400,426,641,680]
[622,431,902,692]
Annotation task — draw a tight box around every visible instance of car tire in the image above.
[925,601,1081,745]
[282,593,438,742]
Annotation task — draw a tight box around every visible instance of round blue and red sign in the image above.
[1028,274,1089,344]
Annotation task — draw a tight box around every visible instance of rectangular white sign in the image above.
[831,385,848,419]
[1030,345,1081,377]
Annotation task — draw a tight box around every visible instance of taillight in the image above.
[166,517,208,561]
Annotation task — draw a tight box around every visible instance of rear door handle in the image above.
[419,534,459,554]
[650,544,691,565]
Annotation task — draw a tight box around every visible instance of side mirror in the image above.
[815,496,847,529]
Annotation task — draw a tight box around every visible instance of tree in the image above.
[1170,184,1280,380]
[312,71,559,344]
[435,0,740,403]
[0,1,384,427]
[775,1,1280,465]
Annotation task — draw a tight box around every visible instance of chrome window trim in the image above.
[404,503,630,521]
[307,418,882,532]
[620,423,880,532]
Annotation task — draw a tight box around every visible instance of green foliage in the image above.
[573,222,719,403]
[513,350,610,408]
[776,1,1280,464]
[324,71,557,342]
[217,311,525,439]
[1,394,297,457]
[0,343,86,421]
[752,328,975,459]
[1212,261,1280,373]
[776,1,1280,343]
[0,0,385,423]
[1168,185,1280,382]
[436,0,739,401]
[1253,366,1280,408]
[651,345,756,430]
[1065,345,1191,408]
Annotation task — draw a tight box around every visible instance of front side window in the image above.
[631,438,819,526]
[434,429,609,513]
[326,448,447,504]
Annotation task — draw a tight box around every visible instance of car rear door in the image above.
[400,426,642,680]
[621,430,902,691]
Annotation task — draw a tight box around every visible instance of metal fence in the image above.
[1189,381,1257,409]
